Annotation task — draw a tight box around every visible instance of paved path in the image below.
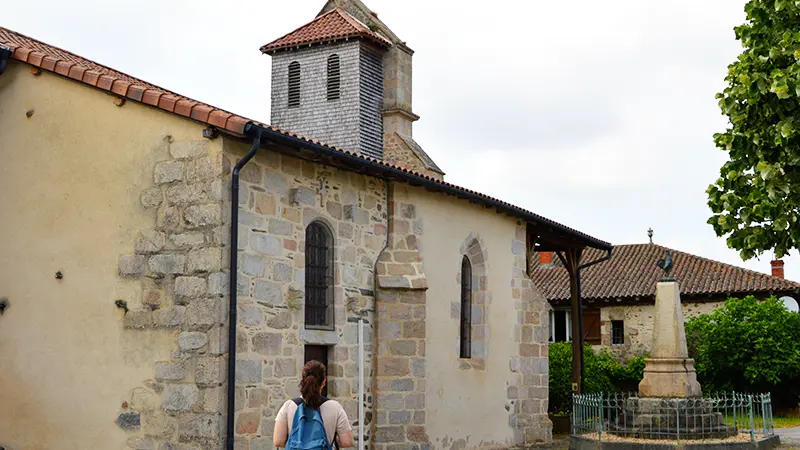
[776,428,800,448]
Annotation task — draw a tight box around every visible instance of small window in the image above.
[305,221,333,329]
[611,320,624,345]
[549,309,571,343]
[327,54,341,101]
[460,256,472,359]
[288,61,301,108]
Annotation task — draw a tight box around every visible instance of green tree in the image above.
[686,296,800,406]
[708,0,800,259]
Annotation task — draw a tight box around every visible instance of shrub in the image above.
[686,296,800,407]
[548,342,645,414]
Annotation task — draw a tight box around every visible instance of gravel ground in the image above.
[551,431,800,449]
[776,427,800,448]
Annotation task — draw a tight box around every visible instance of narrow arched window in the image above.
[327,54,341,101]
[460,256,472,358]
[305,221,334,329]
[288,61,301,108]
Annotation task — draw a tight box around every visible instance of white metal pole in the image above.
[358,317,365,450]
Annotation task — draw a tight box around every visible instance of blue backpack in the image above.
[286,398,335,450]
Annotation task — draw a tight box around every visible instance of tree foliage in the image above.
[686,296,800,406]
[548,343,645,414]
[708,0,800,259]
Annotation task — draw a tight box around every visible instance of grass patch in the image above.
[774,417,800,428]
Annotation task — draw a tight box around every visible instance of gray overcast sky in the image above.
[8,0,799,281]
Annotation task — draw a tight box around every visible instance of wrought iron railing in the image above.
[572,392,774,443]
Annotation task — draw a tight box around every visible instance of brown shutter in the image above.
[582,308,601,345]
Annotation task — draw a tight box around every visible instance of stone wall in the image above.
[116,136,230,449]
[225,139,388,449]
[383,132,442,180]
[373,193,430,450]
[597,300,723,360]
[508,224,552,446]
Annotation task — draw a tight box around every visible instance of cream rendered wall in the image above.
[0,61,209,448]
[600,301,722,360]
[404,185,523,448]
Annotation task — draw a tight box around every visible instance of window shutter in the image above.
[327,54,341,101]
[582,308,601,344]
[288,62,301,108]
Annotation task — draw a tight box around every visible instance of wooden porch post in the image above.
[558,248,583,394]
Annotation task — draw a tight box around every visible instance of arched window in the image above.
[327,54,341,101]
[305,221,334,329]
[288,61,301,108]
[460,255,472,358]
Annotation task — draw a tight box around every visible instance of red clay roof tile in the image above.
[260,7,391,54]
[0,25,610,250]
[532,244,800,303]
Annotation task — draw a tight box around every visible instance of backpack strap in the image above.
[292,397,330,407]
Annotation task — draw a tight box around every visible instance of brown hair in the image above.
[300,360,326,409]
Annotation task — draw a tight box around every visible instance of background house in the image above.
[532,243,800,360]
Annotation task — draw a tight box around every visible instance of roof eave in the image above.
[243,123,610,251]
[260,34,391,55]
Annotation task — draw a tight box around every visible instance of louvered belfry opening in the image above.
[460,255,472,359]
[327,54,341,101]
[288,61,301,108]
[305,222,333,329]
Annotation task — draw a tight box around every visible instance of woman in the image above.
[274,360,354,449]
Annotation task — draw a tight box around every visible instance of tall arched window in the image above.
[288,61,301,108]
[305,221,334,329]
[327,54,341,101]
[460,255,472,358]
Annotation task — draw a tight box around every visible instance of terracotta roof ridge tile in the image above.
[646,243,800,287]
[1,26,189,101]
[260,7,391,53]
[1,25,253,135]
[531,242,800,303]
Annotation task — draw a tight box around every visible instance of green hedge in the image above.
[548,342,645,414]
[686,296,800,408]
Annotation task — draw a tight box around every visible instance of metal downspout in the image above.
[369,179,392,448]
[226,125,263,450]
[0,45,12,77]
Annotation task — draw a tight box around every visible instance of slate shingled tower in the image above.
[262,1,445,178]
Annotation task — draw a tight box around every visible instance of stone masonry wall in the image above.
[383,132,442,180]
[226,141,388,450]
[507,224,552,446]
[597,301,723,360]
[116,136,230,450]
[373,194,430,450]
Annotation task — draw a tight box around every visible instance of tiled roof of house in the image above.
[533,244,800,303]
[260,7,391,54]
[0,25,610,251]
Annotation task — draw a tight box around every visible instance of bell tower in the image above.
[263,1,444,178]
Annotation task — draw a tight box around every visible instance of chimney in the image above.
[540,251,554,267]
[771,259,785,279]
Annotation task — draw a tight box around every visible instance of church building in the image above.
[0,1,610,449]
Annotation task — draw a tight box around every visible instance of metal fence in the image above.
[572,392,774,443]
